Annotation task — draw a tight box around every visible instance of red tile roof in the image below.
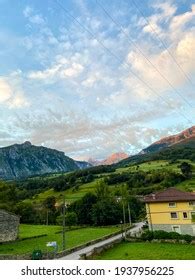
[144,188,195,203]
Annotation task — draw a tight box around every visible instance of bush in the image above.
[141,230,154,241]
[181,234,192,243]
[141,230,193,242]
[153,230,169,239]
[168,231,181,240]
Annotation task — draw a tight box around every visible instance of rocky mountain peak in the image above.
[142,125,195,154]
[22,141,32,147]
[89,152,129,166]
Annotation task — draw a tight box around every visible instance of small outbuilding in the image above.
[0,209,20,242]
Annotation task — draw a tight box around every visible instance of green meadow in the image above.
[93,241,195,260]
[0,224,120,255]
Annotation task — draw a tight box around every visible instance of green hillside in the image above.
[116,137,195,168]
[25,159,195,205]
[1,145,194,227]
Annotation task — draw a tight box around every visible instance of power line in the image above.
[130,0,194,86]
[96,0,193,109]
[53,0,193,125]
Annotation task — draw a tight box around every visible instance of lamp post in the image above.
[128,202,132,227]
[120,220,124,239]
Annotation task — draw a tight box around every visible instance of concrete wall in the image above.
[0,210,20,242]
[152,224,195,236]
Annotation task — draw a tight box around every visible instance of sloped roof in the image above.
[144,188,195,203]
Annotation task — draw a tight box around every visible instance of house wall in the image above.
[146,202,195,225]
[0,211,20,242]
[151,224,195,236]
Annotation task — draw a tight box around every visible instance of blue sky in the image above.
[0,0,194,160]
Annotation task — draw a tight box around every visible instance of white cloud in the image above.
[0,0,194,157]
[7,92,29,109]
[176,32,195,72]
[169,4,195,32]
[28,60,84,81]
[141,2,177,35]
[23,6,33,18]
[0,77,29,108]
[10,108,183,159]
[62,62,84,77]
[23,6,45,25]
[152,2,177,20]
[0,78,12,102]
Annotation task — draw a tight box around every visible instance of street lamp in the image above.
[120,220,124,238]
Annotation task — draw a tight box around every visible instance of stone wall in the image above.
[0,210,20,242]
[80,237,123,260]
[152,224,195,236]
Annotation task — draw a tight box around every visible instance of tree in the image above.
[43,196,56,225]
[92,182,123,225]
[68,193,97,225]
[15,202,37,224]
[127,196,145,222]
[65,212,78,227]
[95,180,110,200]
[56,212,78,227]
[43,196,56,212]
[179,162,192,178]
[92,199,122,226]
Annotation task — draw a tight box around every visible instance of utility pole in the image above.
[62,196,66,251]
[122,200,126,237]
[46,210,49,226]
[128,202,132,227]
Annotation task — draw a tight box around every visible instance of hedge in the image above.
[141,230,193,243]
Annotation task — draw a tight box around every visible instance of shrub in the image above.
[168,232,181,240]
[153,230,169,239]
[141,230,193,242]
[181,234,192,243]
[141,230,154,241]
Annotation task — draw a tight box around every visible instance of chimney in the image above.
[152,194,155,200]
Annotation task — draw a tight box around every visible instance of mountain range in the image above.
[0,126,194,180]
[117,126,195,167]
[0,141,90,180]
[141,126,195,154]
[88,152,129,166]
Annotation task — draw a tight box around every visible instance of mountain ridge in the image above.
[141,126,195,154]
[0,142,86,180]
[88,152,129,166]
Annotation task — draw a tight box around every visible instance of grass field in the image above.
[93,241,195,260]
[0,224,120,255]
[27,159,195,205]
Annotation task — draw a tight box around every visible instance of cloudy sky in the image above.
[0,0,194,160]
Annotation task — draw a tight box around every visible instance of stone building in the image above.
[0,210,20,242]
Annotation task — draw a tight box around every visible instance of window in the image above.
[169,202,176,207]
[172,226,181,234]
[189,202,195,206]
[183,212,188,219]
[170,212,178,219]
[191,212,195,222]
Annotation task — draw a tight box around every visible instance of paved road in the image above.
[59,222,144,260]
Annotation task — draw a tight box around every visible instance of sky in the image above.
[0,0,194,160]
